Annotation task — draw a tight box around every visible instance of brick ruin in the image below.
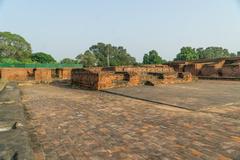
[0,67,73,83]
[3,57,239,89]
[71,65,192,90]
[168,57,240,79]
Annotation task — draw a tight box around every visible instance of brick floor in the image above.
[21,82,240,160]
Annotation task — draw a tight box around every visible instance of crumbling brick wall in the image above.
[59,68,72,80]
[35,68,52,83]
[1,68,28,81]
[71,69,99,89]
[222,64,240,77]
[0,67,76,82]
[201,60,225,77]
[72,66,192,90]
[183,63,205,76]
[169,58,240,78]
[128,72,141,86]
[101,65,175,73]
[98,72,115,89]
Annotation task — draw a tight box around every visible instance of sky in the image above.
[0,0,240,62]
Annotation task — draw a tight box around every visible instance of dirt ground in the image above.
[20,80,240,160]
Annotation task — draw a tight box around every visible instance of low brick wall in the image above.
[0,67,76,82]
[72,66,192,90]
[35,69,52,83]
[184,63,205,76]
[1,68,29,81]
[59,68,72,80]
[169,58,240,78]
[113,65,175,73]
[222,64,240,77]
[71,69,99,89]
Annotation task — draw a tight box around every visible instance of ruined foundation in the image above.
[71,65,193,90]
[168,57,240,79]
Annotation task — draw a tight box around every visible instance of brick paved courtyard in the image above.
[21,81,240,160]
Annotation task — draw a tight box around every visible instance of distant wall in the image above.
[1,68,29,81]
[59,68,72,80]
[169,57,240,78]
[35,68,52,83]
[0,67,75,82]
[222,65,240,77]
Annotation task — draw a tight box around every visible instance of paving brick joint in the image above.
[19,80,240,160]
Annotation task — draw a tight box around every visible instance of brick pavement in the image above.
[21,82,240,160]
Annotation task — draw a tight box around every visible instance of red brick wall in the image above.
[222,65,240,77]
[71,69,99,89]
[128,73,141,86]
[35,69,52,83]
[98,72,114,89]
[1,68,28,81]
[183,63,205,76]
[59,68,72,80]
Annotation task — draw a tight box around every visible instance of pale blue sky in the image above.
[0,0,240,62]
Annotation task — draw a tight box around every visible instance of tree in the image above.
[230,53,236,57]
[143,54,149,64]
[197,47,230,59]
[237,51,240,57]
[0,58,20,64]
[143,50,165,64]
[77,43,136,67]
[175,47,198,61]
[76,50,97,67]
[31,52,56,63]
[0,32,32,61]
[60,58,77,64]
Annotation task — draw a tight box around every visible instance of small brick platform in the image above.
[72,65,192,90]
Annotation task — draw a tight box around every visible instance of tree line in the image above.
[175,47,240,61]
[0,32,239,67]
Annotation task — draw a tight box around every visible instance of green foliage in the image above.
[0,32,32,61]
[175,47,198,61]
[76,43,136,67]
[0,58,21,64]
[143,54,149,64]
[60,58,77,64]
[230,53,237,57]
[31,52,56,64]
[198,47,231,59]
[175,46,236,61]
[143,50,165,64]
[20,58,34,64]
[76,50,97,67]
[237,51,240,57]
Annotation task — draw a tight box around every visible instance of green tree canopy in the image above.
[175,47,198,61]
[76,50,97,67]
[229,53,237,57]
[0,58,20,64]
[237,51,240,57]
[76,43,136,67]
[143,50,165,64]
[197,47,231,59]
[0,32,32,61]
[60,58,77,64]
[31,52,56,63]
[175,46,236,61]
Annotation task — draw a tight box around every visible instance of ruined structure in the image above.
[0,67,79,83]
[71,65,192,90]
[168,57,240,79]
